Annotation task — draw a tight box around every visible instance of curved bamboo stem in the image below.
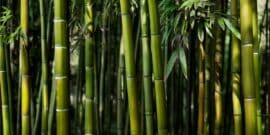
[39,0,49,134]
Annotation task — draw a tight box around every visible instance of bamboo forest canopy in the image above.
[0,0,270,135]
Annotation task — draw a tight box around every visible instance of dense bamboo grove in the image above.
[1,0,270,135]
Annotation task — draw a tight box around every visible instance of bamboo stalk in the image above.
[0,33,12,135]
[231,0,242,134]
[119,0,140,134]
[252,1,262,134]
[240,0,258,134]
[39,0,49,133]
[147,0,168,134]
[140,0,154,134]
[84,0,95,134]
[20,0,31,134]
[53,0,70,134]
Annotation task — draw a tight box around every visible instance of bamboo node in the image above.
[53,19,66,23]
[1,105,8,108]
[120,12,130,16]
[56,108,69,112]
[55,45,68,49]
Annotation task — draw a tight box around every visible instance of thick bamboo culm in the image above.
[0,34,12,135]
[240,0,258,134]
[147,0,168,134]
[231,0,242,134]
[84,0,95,134]
[119,0,140,134]
[20,0,31,134]
[39,0,49,134]
[140,0,154,134]
[53,0,70,134]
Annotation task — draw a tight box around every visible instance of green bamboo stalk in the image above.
[84,0,95,134]
[20,0,31,134]
[140,0,153,134]
[39,0,49,133]
[231,0,242,134]
[53,0,69,134]
[119,0,140,134]
[147,0,168,134]
[240,0,258,134]
[252,1,262,134]
[0,34,12,135]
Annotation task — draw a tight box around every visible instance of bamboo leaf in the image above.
[180,0,199,9]
[165,50,178,80]
[204,23,213,38]
[178,47,188,79]
[198,23,204,42]
[223,18,241,39]
[217,17,225,30]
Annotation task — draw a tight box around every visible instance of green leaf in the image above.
[180,0,199,9]
[197,23,204,42]
[223,18,241,39]
[165,50,178,80]
[178,47,188,79]
[217,17,225,30]
[204,22,213,38]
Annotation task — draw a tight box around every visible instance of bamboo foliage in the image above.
[53,0,70,134]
